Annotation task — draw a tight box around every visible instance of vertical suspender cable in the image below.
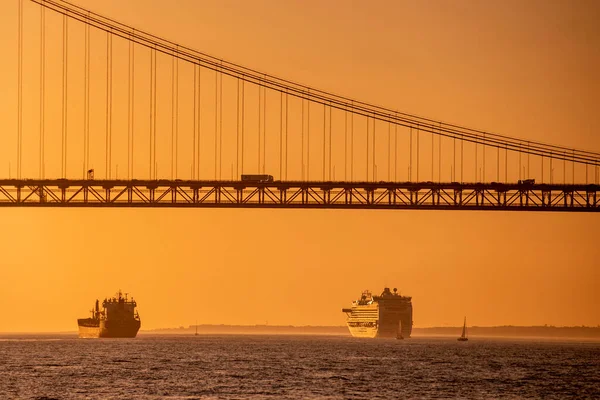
[153,49,157,178]
[344,112,347,181]
[350,108,353,181]
[475,137,479,182]
[563,152,566,184]
[366,117,369,181]
[307,95,310,180]
[279,91,283,179]
[193,65,197,179]
[453,133,456,182]
[128,37,131,179]
[176,50,180,179]
[215,68,218,179]
[257,82,261,174]
[550,152,556,184]
[40,5,45,178]
[438,125,441,182]
[285,92,288,180]
[219,68,222,179]
[263,79,266,174]
[62,14,68,178]
[109,34,113,178]
[105,34,109,178]
[483,134,486,182]
[131,32,135,178]
[394,122,397,181]
[301,95,304,180]
[431,129,434,181]
[149,48,153,179]
[171,56,174,179]
[329,105,332,180]
[241,79,245,176]
[198,66,202,179]
[372,117,376,181]
[235,77,239,178]
[497,146,500,182]
[505,145,508,183]
[17,0,23,179]
[409,127,412,181]
[461,135,464,183]
[572,150,575,184]
[85,18,90,177]
[105,32,112,179]
[416,125,419,181]
[83,21,88,177]
[322,103,326,181]
[387,121,390,181]
[524,142,531,179]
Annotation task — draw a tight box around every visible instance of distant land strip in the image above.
[144,324,600,339]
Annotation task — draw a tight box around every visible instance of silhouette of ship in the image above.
[342,288,413,339]
[77,290,141,338]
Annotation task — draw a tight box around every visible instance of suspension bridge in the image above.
[2,0,599,211]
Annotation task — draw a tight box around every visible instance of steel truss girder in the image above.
[0,180,598,212]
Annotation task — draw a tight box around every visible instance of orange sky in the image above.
[0,0,599,332]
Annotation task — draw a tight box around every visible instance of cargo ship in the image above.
[77,290,141,338]
[342,288,412,339]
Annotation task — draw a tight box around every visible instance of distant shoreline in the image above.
[2,325,599,339]
[143,324,600,339]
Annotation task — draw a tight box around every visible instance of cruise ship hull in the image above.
[347,322,378,338]
[77,318,140,338]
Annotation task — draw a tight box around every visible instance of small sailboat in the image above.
[457,317,468,341]
[194,321,199,336]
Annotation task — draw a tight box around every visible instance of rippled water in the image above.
[0,334,598,399]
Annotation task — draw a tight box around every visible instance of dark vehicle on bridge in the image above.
[518,179,535,185]
[241,174,274,183]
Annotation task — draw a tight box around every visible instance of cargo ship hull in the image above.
[77,318,140,338]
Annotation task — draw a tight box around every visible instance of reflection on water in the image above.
[0,334,598,399]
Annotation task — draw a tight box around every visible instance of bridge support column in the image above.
[410,190,418,206]
[542,190,551,207]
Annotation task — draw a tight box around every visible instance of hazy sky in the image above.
[0,0,598,332]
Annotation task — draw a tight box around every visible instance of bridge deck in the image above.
[0,180,598,211]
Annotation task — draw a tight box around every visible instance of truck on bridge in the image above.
[241,174,274,183]
[518,179,536,185]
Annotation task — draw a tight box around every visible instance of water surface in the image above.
[1,334,598,399]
